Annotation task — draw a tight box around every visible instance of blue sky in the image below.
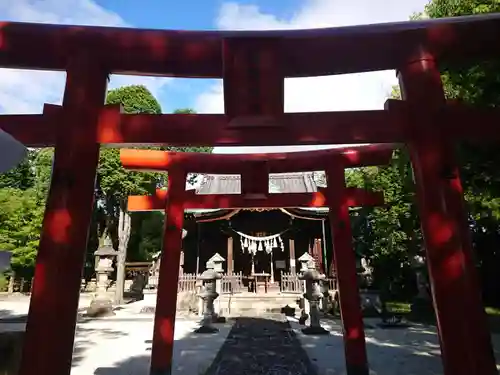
[97,0,305,113]
[0,0,429,153]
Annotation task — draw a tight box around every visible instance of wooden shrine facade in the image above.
[1,14,500,375]
[128,171,384,289]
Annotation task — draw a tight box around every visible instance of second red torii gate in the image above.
[120,145,392,375]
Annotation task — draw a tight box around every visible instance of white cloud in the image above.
[198,0,429,154]
[0,0,169,114]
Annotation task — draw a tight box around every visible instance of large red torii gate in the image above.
[0,13,498,375]
[120,146,391,375]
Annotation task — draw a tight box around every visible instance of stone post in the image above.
[206,253,225,320]
[87,236,118,317]
[195,269,222,334]
[300,262,329,335]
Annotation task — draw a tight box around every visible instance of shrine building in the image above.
[182,172,334,292]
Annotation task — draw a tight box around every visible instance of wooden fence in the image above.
[2,277,34,293]
[280,272,303,293]
[221,272,243,294]
[177,273,198,293]
[280,272,338,293]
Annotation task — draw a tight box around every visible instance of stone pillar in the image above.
[195,269,222,334]
[300,262,328,335]
[289,239,296,275]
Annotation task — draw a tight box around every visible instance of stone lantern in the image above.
[195,268,222,333]
[299,261,329,335]
[298,252,315,273]
[87,236,118,317]
[206,253,225,320]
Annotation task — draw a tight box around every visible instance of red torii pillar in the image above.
[398,53,496,375]
[325,160,368,375]
[150,167,187,375]
[18,57,108,375]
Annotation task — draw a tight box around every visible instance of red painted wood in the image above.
[126,187,383,211]
[119,145,393,174]
[5,104,500,148]
[150,169,187,375]
[0,109,402,147]
[399,55,497,375]
[326,163,368,375]
[223,38,283,124]
[240,161,269,197]
[18,57,108,375]
[1,16,500,76]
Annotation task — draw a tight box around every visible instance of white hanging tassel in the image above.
[250,240,257,253]
[244,237,249,248]
[279,236,284,251]
[240,238,245,249]
[257,241,262,251]
[273,238,277,248]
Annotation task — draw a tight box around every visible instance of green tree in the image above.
[99,85,213,303]
[99,85,164,304]
[0,188,44,276]
[397,0,500,305]
[0,151,36,190]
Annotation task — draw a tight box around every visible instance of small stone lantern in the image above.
[299,261,329,335]
[87,236,118,317]
[206,253,225,321]
[195,268,222,333]
[297,253,315,321]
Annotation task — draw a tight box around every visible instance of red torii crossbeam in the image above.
[120,146,390,375]
[127,188,384,211]
[3,14,497,375]
[2,101,500,147]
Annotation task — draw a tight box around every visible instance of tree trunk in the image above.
[8,271,15,293]
[115,205,131,305]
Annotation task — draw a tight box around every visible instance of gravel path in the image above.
[205,314,317,375]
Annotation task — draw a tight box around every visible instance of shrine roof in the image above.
[185,173,328,219]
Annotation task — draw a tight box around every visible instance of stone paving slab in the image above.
[0,309,233,375]
[288,316,500,375]
[205,313,317,375]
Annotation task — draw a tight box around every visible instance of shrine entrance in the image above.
[120,145,392,374]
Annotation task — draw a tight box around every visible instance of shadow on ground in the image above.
[90,315,458,375]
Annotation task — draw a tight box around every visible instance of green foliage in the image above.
[0,151,36,190]
[347,149,421,298]
[98,85,213,261]
[106,85,162,114]
[0,188,44,274]
[0,273,7,291]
